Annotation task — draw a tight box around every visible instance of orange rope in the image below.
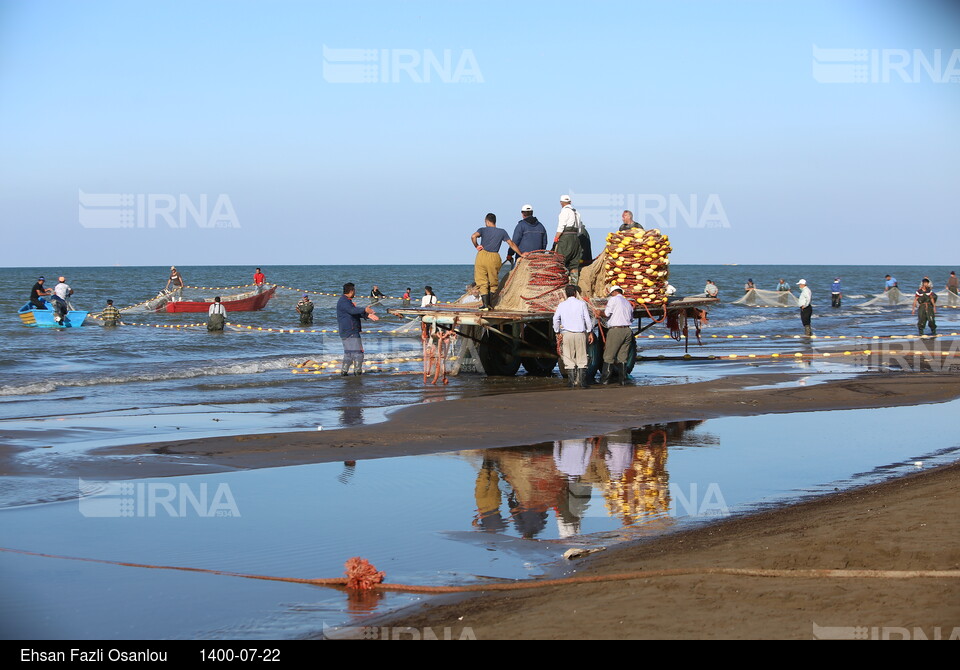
[2,548,957,595]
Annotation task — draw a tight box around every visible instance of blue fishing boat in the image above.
[18,300,88,328]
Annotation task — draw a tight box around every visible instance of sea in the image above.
[1,263,958,639]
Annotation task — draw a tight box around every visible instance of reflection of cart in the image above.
[388,296,718,377]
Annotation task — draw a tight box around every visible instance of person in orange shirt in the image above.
[253,268,266,285]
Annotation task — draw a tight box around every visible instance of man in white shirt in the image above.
[552,285,596,388]
[552,195,584,284]
[797,279,813,336]
[51,276,73,323]
[601,286,634,385]
[207,296,227,331]
[703,280,719,298]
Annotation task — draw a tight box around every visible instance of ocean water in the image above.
[2,264,957,446]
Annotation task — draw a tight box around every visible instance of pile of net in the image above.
[584,228,672,306]
[494,250,570,312]
[732,289,799,307]
[855,287,918,307]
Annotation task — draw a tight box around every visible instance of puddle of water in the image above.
[1,399,958,639]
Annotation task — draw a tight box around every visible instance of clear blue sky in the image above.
[1,0,957,266]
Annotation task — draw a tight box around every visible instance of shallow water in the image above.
[1,399,958,640]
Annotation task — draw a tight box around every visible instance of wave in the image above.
[0,350,421,397]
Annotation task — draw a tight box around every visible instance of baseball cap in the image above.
[37,276,45,281]
[608,285,624,294]
[797,279,807,285]
[560,195,571,203]
[521,204,533,212]
[303,294,309,298]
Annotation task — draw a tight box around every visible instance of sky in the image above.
[0,0,958,267]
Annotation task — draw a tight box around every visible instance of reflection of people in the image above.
[207,296,226,331]
[296,295,314,325]
[797,279,813,336]
[553,285,596,388]
[912,277,937,336]
[337,282,379,376]
[166,266,184,291]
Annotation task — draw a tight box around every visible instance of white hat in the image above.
[521,204,533,212]
[608,285,624,294]
[797,279,807,285]
[560,195,571,203]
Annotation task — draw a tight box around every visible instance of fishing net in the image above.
[594,228,672,307]
[731,289,799,307]
[493,250,570,312]
[855,287,917,307]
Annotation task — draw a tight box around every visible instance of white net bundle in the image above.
[731,289,799,307]
[494,250,570,312]
[854,287,916,307]
[597,228,672,307]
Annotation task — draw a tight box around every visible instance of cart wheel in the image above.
[521,324,558,376]
[478,325,522,376]
[584,336,602,381]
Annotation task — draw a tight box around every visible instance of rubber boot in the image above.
[479,294,490,311]
[617,363,627,386]
[804,325,813,337]
[600,363,612,385]
[578,368,589,389]
[568,368,577,388]
[486,293,494,311]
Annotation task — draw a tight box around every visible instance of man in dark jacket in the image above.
[337,283,379,375]
[506,205,548,264]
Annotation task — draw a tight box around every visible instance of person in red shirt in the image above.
[253,268,266,285]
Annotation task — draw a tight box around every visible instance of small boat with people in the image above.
[18,300,88,328]
[163,285,277,313]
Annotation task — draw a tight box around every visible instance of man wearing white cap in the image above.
[600,286,634,385]
[506,204,548,265]
[797,279,813,336]
[166,266,184,291]
[553,195,584,284]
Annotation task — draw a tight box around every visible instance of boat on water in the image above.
[163,285,277,313]
[18,300,88,328]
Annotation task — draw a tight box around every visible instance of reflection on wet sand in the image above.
[472,422,703,538]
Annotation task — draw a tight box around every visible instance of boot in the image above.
[567,367,577,388]
[804,325,813,337]
[486,293,495,311]
[616,363,627,386]
[599,363,612,385]
[479,294,490,311]
[578,367,589,389]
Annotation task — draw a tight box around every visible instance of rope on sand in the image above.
[2,549,957,594]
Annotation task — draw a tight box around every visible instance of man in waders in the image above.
[296,294,314,326]
[552,195,583,285]
[600,286,633,385]
[470,213,526,311]
[337,282,379,375]
[207,296,226,331]
[912,278,937,336]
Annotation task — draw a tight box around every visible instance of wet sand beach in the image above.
[14,370,958,480]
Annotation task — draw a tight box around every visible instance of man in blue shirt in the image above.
[506,205,548,265]
[471,213,526,310]
[337,282,379,376]
[831,278,842,308]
